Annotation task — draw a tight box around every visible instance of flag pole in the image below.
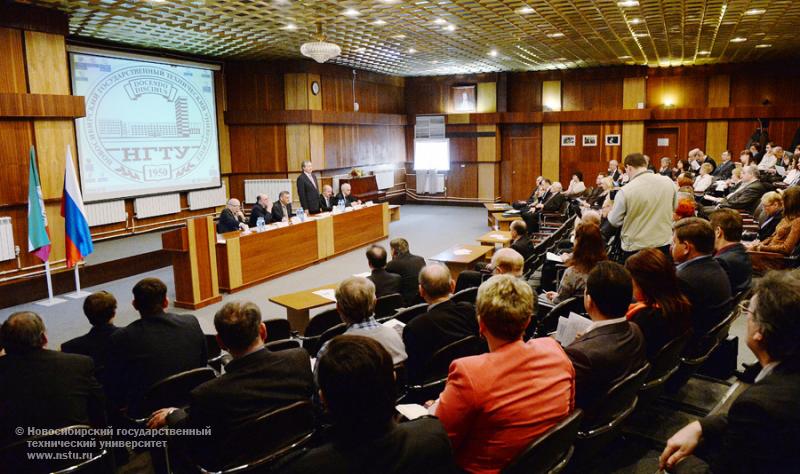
[44,260,55,302]
[66,261,91,298]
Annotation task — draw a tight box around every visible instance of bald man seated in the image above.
[335,183,361,208]
[455,248,536,295]
[217,198,248,233]
[318,185,335,213]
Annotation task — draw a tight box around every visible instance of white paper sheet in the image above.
[546,252,564,263]
[488,233,508,240]
[382,318,406,338]
[396,404,431,421]
[312,289,337,302]
[453,249,472,256]
[555,312,593,346]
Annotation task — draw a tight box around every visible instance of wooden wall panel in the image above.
[562,78,623,111]
[506,72,542,112]
[477,163,498,201]
[542,123,560,181]
[646,75,708,108]
[730,74,800,106]
[559,122,622,184]
[215,71,232,174]
[33,120,77,199]
[228,125,287,173]
[446,124,478,163]
[0,121,34,205]
[725,120,800,154]
[225,62,284,111]
[405,73,500,115]
[24,31,69,94]
[323,125,405,169]
[0,28,26,93]
[477,82,497,113]
[321,75,404,114]
[446,164,478,198]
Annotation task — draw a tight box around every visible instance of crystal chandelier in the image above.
[300,24,341,63]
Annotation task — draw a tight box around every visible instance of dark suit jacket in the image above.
[318,194,334,213]
[61,323,120,373]
[721,180,769,213]
[248,203,271,228]
[542,192,567,213]
[511,235,534,261]
[272,202,293,222]
[168,347,314,469]
[0,350,106,445]
[629,306,690,362]
[280,418,455,474]
[696,364,800,473]
[106,311,207,417]
[217,208,243,233]
[297,173,320,214]
[715,243,752,294]
[676,256,732,339]
[564,320,646,411]
[334,192,358,207]
[368,268,402,298]
[402,299,478,383]
[712,160,735,180]
[537,190,552,205]
[386,253,426,305]
[759,210,782,240]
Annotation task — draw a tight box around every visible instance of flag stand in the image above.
[35,260,66,306]
[65,263,91,299]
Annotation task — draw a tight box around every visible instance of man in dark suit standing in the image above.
[61,290,120,373]
[0,312,106,446]
[710,209,752,294]
[247,194,272,228]
[564,262,646,411]
[386,238,426,305]
[217,198,247,233]
[271,190,293,223]
[318,185,335,213]
[660,270,800,473]
[148,301,313,470]
[296,160,320,214]
[106,278,207,418]
[366,245,401,298]
[671,218,732,339]
[335,183,361,207]
[403,264,478,383]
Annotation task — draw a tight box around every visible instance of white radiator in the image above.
[188,184,227,210]
[417,170,446,194]
[374,169,394,190]
[244,179,292,204]
[85,200,127,227]
[134,193,181,219]
[0,217,15,262]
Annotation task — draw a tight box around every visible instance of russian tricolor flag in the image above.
[61,146,93,268]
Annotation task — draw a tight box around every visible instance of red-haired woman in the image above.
[625,248,692,360]
[542,223,607,305]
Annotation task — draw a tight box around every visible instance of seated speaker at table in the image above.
[248,194,273,228]
[335,183,361,207]
[272,190,293,222]
[319,185,334,213]
[217,198,248,233]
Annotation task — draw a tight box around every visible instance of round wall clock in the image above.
[311,81,320,95]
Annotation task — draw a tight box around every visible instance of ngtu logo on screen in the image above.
[83,65,213,183]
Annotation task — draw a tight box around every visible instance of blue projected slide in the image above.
[70,51,221,202]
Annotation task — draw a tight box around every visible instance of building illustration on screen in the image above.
[97,97,201,139]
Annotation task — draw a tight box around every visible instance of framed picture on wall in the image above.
[561,135,576,146]
[582,135,598,147]
[605,134,621,146]
[451,85,477,113]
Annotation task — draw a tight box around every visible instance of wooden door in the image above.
[502,125,541,202]
[645,127,679,163]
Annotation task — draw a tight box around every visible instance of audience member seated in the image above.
[320,277,406,364]
[564,262,646,411]
[457,248,537,294]
[386,238,426,306]
[564,171,586,197]
[335,183,361,207]
[271,190,293,222]
[248,194,273,228]
[677,173,695,189]
[749,143,763,164]
[61,290,120,375]
[514,177,547,210]
[694,163,714,193]
[509,220,533,261]
[625,249,692,361]
[282,336,454,474]
[0,312,106,445]
[217,198,248,233]
[521,182,566,232]
[674,198,697,221]
[366,245,402,298]
[147,302,313,469]
[106,278,208,416]
[403,264,478,383]
[318,184,335,213]
[703,165,767,215]
[710,209,753,294]
[783,159,800,186]
[582,173,606,206]
[542,223,606,305]
[435,275,575,474]
[712,150,735,180]
[756,191,783,241]
[673,158,690,178]
[747,186,800,255]
[671,218,732,339]
[758,149,778,171]
[660,270,800,473]
[659,157,675,178]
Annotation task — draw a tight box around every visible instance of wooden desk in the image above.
[161,216,222,309]
[269,284,338,333]
[476,230,512,257]
[484,202,511,227]
[332,204,388,255]
[493,213,522,231]
[429,245,493,278]
[388,204,401,222]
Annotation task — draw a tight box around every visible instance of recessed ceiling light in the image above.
[445,24,456,31]
[618,55,632,59]
[730,37,747,42]
[373,19,387,25]
[488,49,498,57]
[547,32,564,38]
[745,8,766,15]
[343,8,360,17]
[408,48,417,53]
[633,32,649,38]
[282,23,297,30]
[628,18,642,25]
[433,18,446,24]
[517,6,534,14]
[697,50,710,55]
[555,57,567,61]
[755,43,772,48]
[617,0,639,7]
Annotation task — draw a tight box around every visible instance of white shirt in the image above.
[584,316,627,335]
[758,154,777,171]
[694,174,713,193]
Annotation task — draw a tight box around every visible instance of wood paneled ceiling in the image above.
[19,0,800,76]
